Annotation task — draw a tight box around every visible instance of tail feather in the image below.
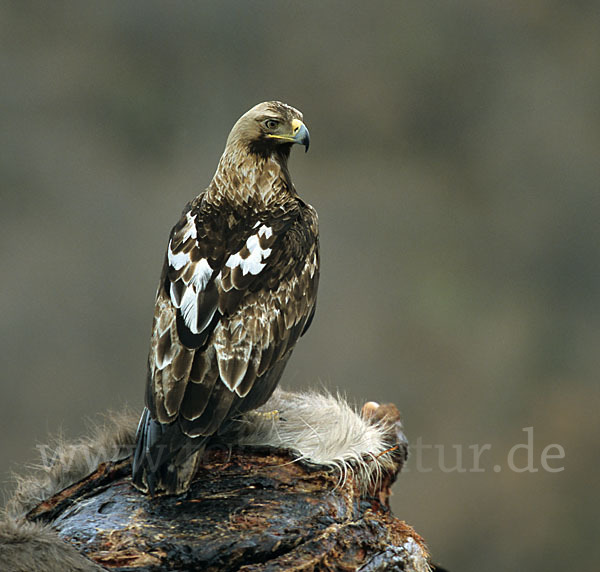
[131,408,207,495]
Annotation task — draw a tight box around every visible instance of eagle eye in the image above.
[264,119,279,131]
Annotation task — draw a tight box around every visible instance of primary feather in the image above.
[132,102,319,494]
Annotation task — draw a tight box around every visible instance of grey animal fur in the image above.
[1,389,406,571]
[0,516,104,572]
[232,389,405,491]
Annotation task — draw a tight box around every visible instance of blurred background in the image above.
[1,1,599,570]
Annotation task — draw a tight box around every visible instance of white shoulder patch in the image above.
[181,212,197,241]
[169,256,214,334]
[167,240,189,270]
[226,231,272,276]
[167,213,198,270]
[191,258,213,292]
[257,224,273,239]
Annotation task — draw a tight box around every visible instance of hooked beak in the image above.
[291,118,310,152]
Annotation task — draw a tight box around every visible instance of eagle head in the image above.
[225,101,310,158]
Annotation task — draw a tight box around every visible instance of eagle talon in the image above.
[251,409,281,422]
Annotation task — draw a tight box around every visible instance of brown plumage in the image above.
[132,102,319,494]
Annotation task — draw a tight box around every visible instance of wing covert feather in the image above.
[147,196,319,437]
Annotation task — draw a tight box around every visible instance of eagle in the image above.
[132,102,319,495]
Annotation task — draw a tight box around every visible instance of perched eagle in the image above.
[132,102,319,495]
